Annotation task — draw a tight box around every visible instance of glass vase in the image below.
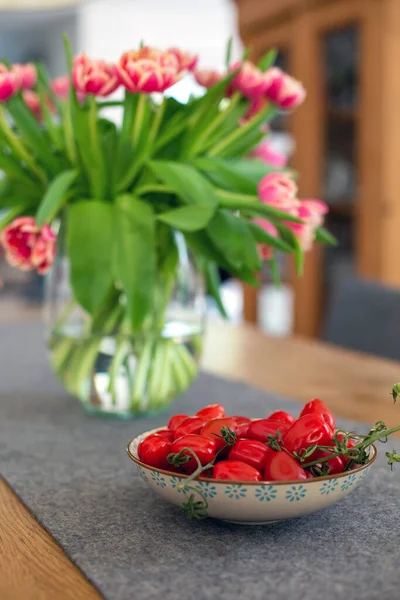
[44,232,205,418]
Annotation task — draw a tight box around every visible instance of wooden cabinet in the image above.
[236,0,400,337]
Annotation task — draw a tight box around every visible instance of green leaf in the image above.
[258,49,278,71]
[191,157,257,195]
[67,201,114,314]
[185,230,260,285]
[36,169,78,225]
[0,148,37,188]
[207,210,262,272]
[315,226,338,246]
[275,223,304,275]
[229,158,287,182]
[248,221,292,253]
[216,189,303,224]
[203,261,228,318]
[148,161,218,210]
[157,204,214,231]
[225,37,233,68]
[216,128,264,159]
[208,103,276,157]
[7,95,60,174]
[115,195,156,331]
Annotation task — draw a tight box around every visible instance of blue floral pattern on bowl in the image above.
[254,485,277,502]
[136,465,149,483]
[195,481,218,499]
[170,476,186,492]
[285,484,307,502]
[151,471,167,488]
[319,479,339,495]
[340,473,357,492]
[225,484,247,500]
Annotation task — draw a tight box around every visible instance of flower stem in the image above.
[186,92,242,158]
[207,103,276,157]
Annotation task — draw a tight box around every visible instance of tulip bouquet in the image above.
[0,38,334,416]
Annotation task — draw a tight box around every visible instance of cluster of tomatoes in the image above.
[137,400,356,482]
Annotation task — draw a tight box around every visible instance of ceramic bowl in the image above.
[127,427,376,525]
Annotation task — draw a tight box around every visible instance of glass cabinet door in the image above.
[321,25,359,299]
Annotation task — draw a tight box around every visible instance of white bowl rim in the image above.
[127,426,377,486]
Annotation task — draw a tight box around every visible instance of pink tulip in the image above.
[1,217,56,275]
[0,64,20,101]
[194,69,223,89]
[264,67,306,110]
[50,75,86,104]
[231,60,267,99]
[22,90,42,121]
[253,218,278,260]
[288,199,328,251]
[168,47,198,72]
[50,75,69,99]
[12,63,37,89]
[251,140,287,168]
[116,47,183,93]
[72,54,119,97]
[258,172,298,212]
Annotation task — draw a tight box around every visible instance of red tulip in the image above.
[22,90,42,121]
[1,217,56,275]
[116,46,183,93]
[231,60,267,99]
[51,75,86,104]
[50,75,69,99]
[72,53,119,97]
[12,63,37,89]
[194,69,222,89]
[264,67,306,110]
[240,96,268,124]
[0,64,20,101]
[168,47,198,72]
[257,172,298,212]
[251,140,287,168]
[288,199,329,251]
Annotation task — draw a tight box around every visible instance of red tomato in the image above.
[266,410,295,425]
[264,450,308,481]
[174,416,206,440]
[170,434,217,473]
[149,429,173,442]
[200,417,239,451]
[196,404,226,420]
[284,414,333,457]
[138,436,172,470]
[312,450,346,475]
[228,438,272,472]
[168,414,189,431]
[231,416,252,438]
[300,399,336,434]
[212,460,262,482]
[305,470,314,479]
[246,419,289,443]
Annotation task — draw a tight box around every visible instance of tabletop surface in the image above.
[1,318,400,600]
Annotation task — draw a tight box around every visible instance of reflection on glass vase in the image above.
[44,232,205,418]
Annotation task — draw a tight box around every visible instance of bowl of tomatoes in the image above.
[127,400,379,524]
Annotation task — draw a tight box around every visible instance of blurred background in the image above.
[1,0,399,352]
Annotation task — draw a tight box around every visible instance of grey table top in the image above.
[1,321,400,600]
